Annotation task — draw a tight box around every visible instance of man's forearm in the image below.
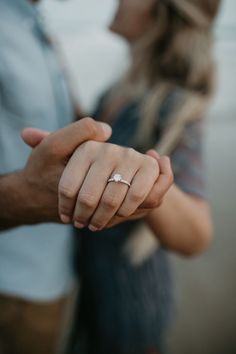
[0,171,57,231]
[0,172,34,230]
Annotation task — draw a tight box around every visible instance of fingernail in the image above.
[88,225,99,232]
[60,214,71,224]
[74,221,85,229]
[100,123,112,136]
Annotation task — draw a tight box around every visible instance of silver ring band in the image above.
[108,174,131,188]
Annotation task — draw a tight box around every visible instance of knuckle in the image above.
[129,189,145,204]
[101,144,122,164]
[59,184,76,199]
[105,143,121,158]
[101,194,119,210]
[126,147,136,157]
[117,208,132,218]
[77,193,97,209]
[82,117,97,138]
[151,156,159,168]
[47,139,62,158]
[82,140,98,153]
[126,147,139,162]
[146,155,159,170]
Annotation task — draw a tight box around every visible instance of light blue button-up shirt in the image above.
[0,0,75,300]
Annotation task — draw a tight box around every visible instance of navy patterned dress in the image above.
[72,91,206,354]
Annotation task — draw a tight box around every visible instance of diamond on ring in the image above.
[108,174,131,187]
[113,174,122,182]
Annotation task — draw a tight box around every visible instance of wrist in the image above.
[0,171,30,229]
[1,170,59,228]
[4,170,43,226]
[20,168,60,224]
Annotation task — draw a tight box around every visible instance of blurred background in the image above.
[40,1,236,353]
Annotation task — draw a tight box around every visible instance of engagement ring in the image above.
[108,174,131,187]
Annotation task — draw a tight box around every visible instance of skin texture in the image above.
[0,118,112,230]
[22,129,173,232]
[58,142,160,231]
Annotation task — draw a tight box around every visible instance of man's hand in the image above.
[0,118,112,230]
[22,127,173,229]
[22,118,112,223]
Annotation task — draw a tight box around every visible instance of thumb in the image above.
[46,118,112,157]
[21,128,50,148]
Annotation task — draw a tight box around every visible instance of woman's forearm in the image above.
[145,184,213,256]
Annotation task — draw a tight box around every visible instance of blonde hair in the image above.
[106,0,221,153]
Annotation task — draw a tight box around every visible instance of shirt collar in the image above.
[3,0,38,20]
[0,0,52,43]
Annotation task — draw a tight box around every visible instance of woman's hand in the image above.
[105,153,174,228]
[58,141,164,231]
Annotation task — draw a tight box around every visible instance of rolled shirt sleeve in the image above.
[170,119,207,199]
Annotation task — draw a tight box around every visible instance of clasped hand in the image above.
[22,118,173,229]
